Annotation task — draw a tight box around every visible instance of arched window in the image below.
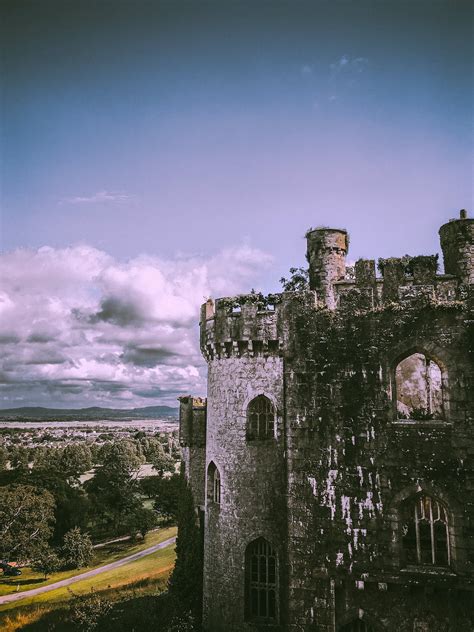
[395,352,443,420]
[207,462,221,505]
[401,495,450,567]
[340,621,374,632]
[245,538,277,622]
[246,395,275,440]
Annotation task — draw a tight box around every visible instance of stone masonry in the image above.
[179,211,474,631]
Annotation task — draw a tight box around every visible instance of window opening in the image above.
[207,462,221,505]
[401,495,450,566]
[247,395,275,440]
[395,353,443,420]
[246,538,277,622]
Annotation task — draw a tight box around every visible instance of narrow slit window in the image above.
[207,462,221,505]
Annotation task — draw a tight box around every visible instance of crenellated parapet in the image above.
[199,291,315,361]
[199,211,472,365]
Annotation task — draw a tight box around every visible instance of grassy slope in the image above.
[0,544,177,632]
[0,527,176,598]
[0,541,176,612]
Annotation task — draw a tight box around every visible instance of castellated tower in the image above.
[180,211,474,632]
[198,298,289,631]
[306,227,349,309]
[439,209,474,285]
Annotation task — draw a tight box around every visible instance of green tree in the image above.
[59,444,93,483]
[149,440,175,477]
[168,476,203,622]
[153,474,181,521]
[69,589,113,631]
[32,548,61,579]
[85,440,145,538]
[279,266,309,292]
[124,506,158,539]
[0,484,56,563]
[29,467,90,544]
[9,446,30,471]
[62,527,94,569]
[0,443,8,470]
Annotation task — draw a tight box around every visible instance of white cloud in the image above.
[61,190,132,205]
[330,55,369,75]
[0,245,272,408]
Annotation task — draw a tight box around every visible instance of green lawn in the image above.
[0,538,176,613]
[0,527,176,598]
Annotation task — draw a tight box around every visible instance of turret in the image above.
[439,209,474,285]
[306,227,349,308]
[178,395,207,508]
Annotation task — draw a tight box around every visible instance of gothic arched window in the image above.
[401,495,450,567]
[395,352,443,420]
[339,620,374,632]
[207,462,221,505]
[246,395,275,441]
[245,538,277,622]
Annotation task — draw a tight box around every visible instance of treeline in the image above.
[0,434,180,570]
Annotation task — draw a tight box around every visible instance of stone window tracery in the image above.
[207,462,221,505]
[401,495,450,567]
[245,538,277,622]
[395,352,443,420]
[246,395,275,440]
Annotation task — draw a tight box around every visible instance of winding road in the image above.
[0,536,176,605]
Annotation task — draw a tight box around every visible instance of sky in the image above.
[0,0,472,408]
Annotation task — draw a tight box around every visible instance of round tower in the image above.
[200,297,287,631]
[439,210,474,285]
[306,227,349,309]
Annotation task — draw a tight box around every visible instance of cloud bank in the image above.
[0,245,272,408]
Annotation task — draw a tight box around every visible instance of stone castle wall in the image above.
[180,210,474,631]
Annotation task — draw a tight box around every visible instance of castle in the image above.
[179,210,474,632]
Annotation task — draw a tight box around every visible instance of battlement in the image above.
[200,211,472,363]
[199,291,315,360]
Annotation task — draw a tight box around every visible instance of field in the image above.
[0,527,176,599]
[0,529,177,631]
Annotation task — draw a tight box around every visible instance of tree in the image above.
[62,527,94,569]
[153,474,181,521]
[0,484,56,563]
[0,443,8,470]
[124,506,158,539]
[59,444,93,483]
[29,467,90,544]
[32,548,61,579]
[85,440,145,538]
[279,266,309,292]
[9,446,30,471]
[149,442,175,477]
[168,476,203,621]
[69,589,113,631]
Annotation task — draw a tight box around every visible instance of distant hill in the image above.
[0,405,179,421]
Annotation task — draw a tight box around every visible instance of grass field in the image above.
[0,534,177,631]
[0,527,176,598]
[0,537,176,612]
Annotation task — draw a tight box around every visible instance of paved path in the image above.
[0,536,176,605]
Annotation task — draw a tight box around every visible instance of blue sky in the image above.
[0,0,472,407]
